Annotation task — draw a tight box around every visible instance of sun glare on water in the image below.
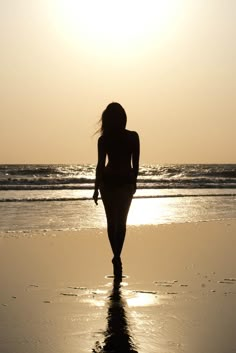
[51,0,182,54]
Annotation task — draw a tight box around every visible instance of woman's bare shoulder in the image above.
[98,135,105,142]
[125,129,139,140]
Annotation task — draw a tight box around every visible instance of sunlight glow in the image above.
[127,198,177,226]
[51,0,182,54]
[82,289,107,307]
[126,291,160,307]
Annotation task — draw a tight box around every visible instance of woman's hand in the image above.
[93,189,99,205]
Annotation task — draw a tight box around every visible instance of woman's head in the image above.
[100,102,127,135]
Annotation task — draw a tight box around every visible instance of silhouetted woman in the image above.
[93,102,140,276]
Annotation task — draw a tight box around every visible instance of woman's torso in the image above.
[101,129,136,186]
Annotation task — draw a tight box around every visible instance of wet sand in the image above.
[0,220,236,353]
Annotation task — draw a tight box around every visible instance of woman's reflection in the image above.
[93,266,138,353]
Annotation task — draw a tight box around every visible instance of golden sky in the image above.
[1,0,235,164]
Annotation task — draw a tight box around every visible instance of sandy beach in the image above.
[1,0,236,351]
[0,220,236,353]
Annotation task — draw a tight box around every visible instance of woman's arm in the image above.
[132,132,140,193]
[93,136,106,204]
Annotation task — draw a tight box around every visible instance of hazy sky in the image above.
[1,0,235,164]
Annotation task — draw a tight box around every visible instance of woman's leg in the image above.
[100,187,118,257]
[100,185,133,271]
[115,185,133,258]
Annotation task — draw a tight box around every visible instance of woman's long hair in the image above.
[98,102,127,136]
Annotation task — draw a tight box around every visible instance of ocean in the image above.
[0,164,236,233]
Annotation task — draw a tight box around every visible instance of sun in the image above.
[50,0,181,54]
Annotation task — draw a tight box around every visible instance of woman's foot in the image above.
[112,256,122,278]
[112,256,121,265]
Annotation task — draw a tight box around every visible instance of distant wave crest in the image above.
[0,164,236,192]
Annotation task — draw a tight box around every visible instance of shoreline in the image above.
[0,220,236,353]
[1,216,236,236]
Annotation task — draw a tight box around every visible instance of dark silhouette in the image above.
[93,102,140,276]
[92,273,139,353]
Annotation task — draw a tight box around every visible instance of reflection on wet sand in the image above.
[93,265,138,353]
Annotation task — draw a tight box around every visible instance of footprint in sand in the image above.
[218,280,235,284]
[154,280,178,287]
[60,293,78,297]
[133,290,157,295]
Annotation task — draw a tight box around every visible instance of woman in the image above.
[93,102,140,276]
